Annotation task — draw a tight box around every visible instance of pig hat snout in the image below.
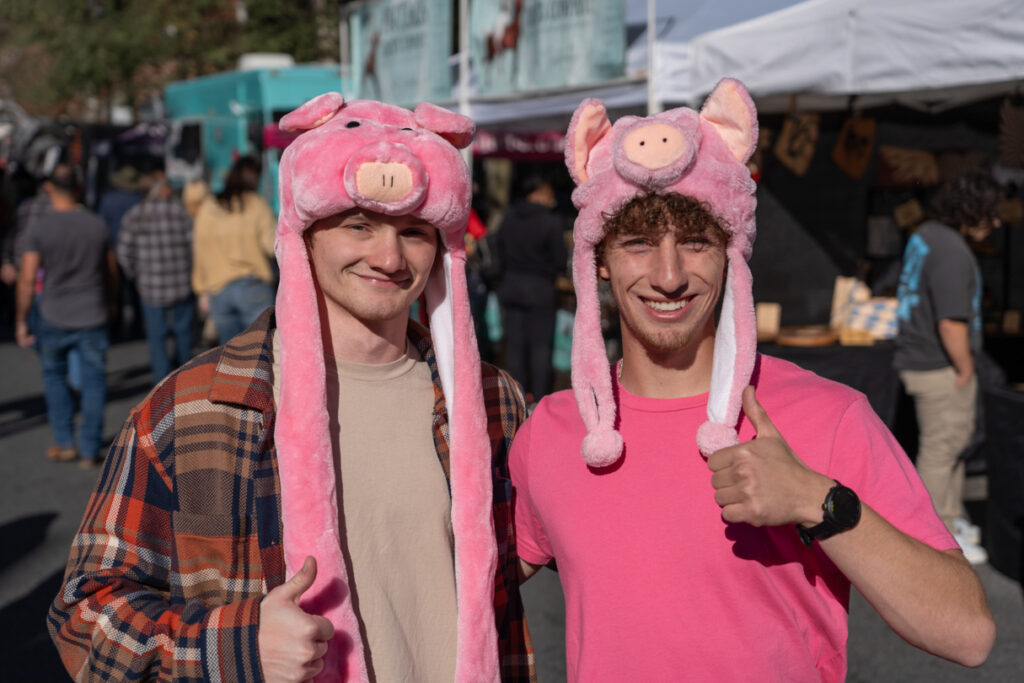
[612,115,701,187]
[343,141,429,213]
[565,78,759,467]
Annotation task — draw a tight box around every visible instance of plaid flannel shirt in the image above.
[117,197,193,306]
[48,309,535,682]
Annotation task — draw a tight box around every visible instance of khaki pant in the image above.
[899,367,978,532]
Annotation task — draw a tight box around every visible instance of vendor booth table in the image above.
[758,341,900,428]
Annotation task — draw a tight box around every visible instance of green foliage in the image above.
[0,0,343,118]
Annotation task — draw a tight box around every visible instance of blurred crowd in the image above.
[0,153,575,464]
[0,154,279,466]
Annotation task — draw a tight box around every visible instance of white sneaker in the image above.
[954,533,988,565]
[953,517,981,546]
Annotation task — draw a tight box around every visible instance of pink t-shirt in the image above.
[510,355,954,683]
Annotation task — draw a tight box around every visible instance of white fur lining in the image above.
[708,267,737,425]
[425,249,455,419]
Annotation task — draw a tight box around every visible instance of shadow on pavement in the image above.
[0,568,70,682]
[0,513,57,575]
[0,364,152,439]
[0,514,68,681]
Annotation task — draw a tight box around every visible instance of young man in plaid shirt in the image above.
[116,167,196,385]
[49,97,534,682]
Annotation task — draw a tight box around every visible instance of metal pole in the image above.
[338,7,350,95]
[647,0,661,114]
[459,0,473,175]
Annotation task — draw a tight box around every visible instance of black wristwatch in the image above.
[797,481,861,547]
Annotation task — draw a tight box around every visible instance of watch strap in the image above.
[797,517,842,547]
[797,481,859,547]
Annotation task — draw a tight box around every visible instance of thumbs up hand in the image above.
[706,387,834,528]
[258,556,335,682]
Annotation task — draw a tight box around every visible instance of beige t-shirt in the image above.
[273,332,458,682]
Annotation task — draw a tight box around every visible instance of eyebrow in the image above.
[338,213,372,223]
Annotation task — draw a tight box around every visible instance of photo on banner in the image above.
[348,0,452,107]
[470,0,625,96]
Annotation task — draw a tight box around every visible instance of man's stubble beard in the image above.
[620,311,702,354]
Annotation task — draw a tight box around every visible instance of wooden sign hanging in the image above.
[774,113,820,177]
[876,146,940,187]
[937,151,987,182]
[999,98,1024,168]
[831,117,877,180]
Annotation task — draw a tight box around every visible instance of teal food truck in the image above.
[164,57,350,212]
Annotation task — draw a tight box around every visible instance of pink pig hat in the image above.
[565,78,759,467]
[274,94,499,682]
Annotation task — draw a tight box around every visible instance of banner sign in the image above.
[470,0,625,96]
[349,0,452,107]
[472,130,565,159]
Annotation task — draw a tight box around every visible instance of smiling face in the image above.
[598,194,728,356]
[306,209,440,330]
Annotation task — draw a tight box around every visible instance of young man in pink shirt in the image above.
[509,79,994,682]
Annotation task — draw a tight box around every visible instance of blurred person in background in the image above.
[495,175,567,401]
[182,179,219,348]
[182,178,209,218]
[2,167,52,279]
[98,164,144,339]
[0,163,18,325]
[192,155,276,344]
[15,163,117,468]
[894,170,1003,565]
[1,167,53,316]
[4,165,87,388]
[117,165,195,385]
[464,203,497,363]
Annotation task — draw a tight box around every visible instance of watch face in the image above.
[827,487,862,529]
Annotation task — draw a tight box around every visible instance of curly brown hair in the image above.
[598,193,729,258]
[929,171,1002,229]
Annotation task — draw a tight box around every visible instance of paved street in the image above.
[0,334,1020,681]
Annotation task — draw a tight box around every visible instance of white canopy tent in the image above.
[681,0,1024,112]
[468,0,1024,127]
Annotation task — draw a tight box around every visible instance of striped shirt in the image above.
[48,309,535,682]
[117,196,193,306]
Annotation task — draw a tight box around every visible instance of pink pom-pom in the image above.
[581,429,624,468]
[696,421,739,457]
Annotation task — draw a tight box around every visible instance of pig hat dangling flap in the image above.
[565,78,760,466]
[274,94,499,682]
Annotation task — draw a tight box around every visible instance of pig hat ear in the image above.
[279,92,346,131]
[565,78,759,468]
[566,98,612,185]
[414,102,475,149]
[696,78,758,457]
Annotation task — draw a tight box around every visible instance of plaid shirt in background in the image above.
[116,197,193,306]
[48,309,535,682]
